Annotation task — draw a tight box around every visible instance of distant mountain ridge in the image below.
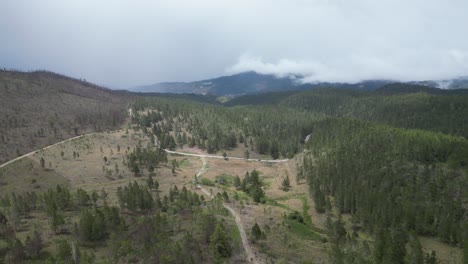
[132,72,301,95]
[131,72,468,96]
[410,76,468,89]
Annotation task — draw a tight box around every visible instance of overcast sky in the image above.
[1,0,468,88]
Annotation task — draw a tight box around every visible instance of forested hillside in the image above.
[131,97,324,159]
[282,85,468,138]
[0,70,132,163]
[298,118,467,263]
[1,76,466,263]
[226,84,468,139]
[129,88,467,263]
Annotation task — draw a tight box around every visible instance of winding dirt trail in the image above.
[195,156,258,264]
[0,129,127,169]
[0,134,93,169]
[165,149,288,163]
[2,132,265,263]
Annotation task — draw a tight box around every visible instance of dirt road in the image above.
[195,156,258,264]
[165,149,288,163]
[0,134,90,169]
[0,130,127,169]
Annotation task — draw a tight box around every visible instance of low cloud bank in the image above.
[227,51,468,84]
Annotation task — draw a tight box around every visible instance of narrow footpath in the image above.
[195,156,258,264]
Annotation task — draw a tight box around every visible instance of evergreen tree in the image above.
[234,176,241,189]
[147,174,154,189]
[281,174,290,191]
[56,239,73,263]
[10,238,25,263]
[51,210,65,234]
[244,149,249,160]
[251,222,262,241]
[222,191,229,202]
[24,230,43,259]
[407,232,424,264]
[210,222,231,259]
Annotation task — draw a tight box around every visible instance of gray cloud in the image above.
[1,0,467,88]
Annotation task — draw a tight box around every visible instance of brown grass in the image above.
[420,237,463,264]
[4,128,460,264]
[189,153,329,263]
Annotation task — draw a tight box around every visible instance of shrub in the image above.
[200,178,215,186]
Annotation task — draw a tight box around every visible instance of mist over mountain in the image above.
[410,76,468,89]
[2,0,468,262]
[130,71,468,96]
[130,72,392,96]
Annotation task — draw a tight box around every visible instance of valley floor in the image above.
[0,125,463,263]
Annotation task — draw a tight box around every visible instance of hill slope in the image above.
[224,83,468,138]
[0,70,132,163]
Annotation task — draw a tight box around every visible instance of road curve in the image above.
[0,134,89,169]
[0,130,124,169]
[164,149,289,163]
[195,156,258,264]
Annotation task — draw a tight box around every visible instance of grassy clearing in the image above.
[0,157,69,194]
[215,173,235,187]
[285,219,322,241]
[178,158,190,168]
[264,197,292,210]
[200,178,215,186]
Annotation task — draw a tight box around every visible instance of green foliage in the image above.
[117,181,154,211]
[287,211,304,224]
[24,230,43,259]
[210,222,232,259]
[147,174,155,189]
[281,174,290,191]
[222,191,229,202]
[424,251,439,264]
[56,239,73,263]
[300,118,467,246]
[251,222,263,241]
[281,86,468,138]
[464,226,468,264]
[285,218,321,241]
[200,178,215,186]
[241,170,265,203]
[233,176,241,189]
[131,97,323,158]
[215,174,234,186]
[407,232,424,264]
[4,81,467,262]
[0,181,235,263]
[79,209,107,242]
[126,144,167,174]
[44,185,72,211]
[10,238,25,263]
[76,188,90,207]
